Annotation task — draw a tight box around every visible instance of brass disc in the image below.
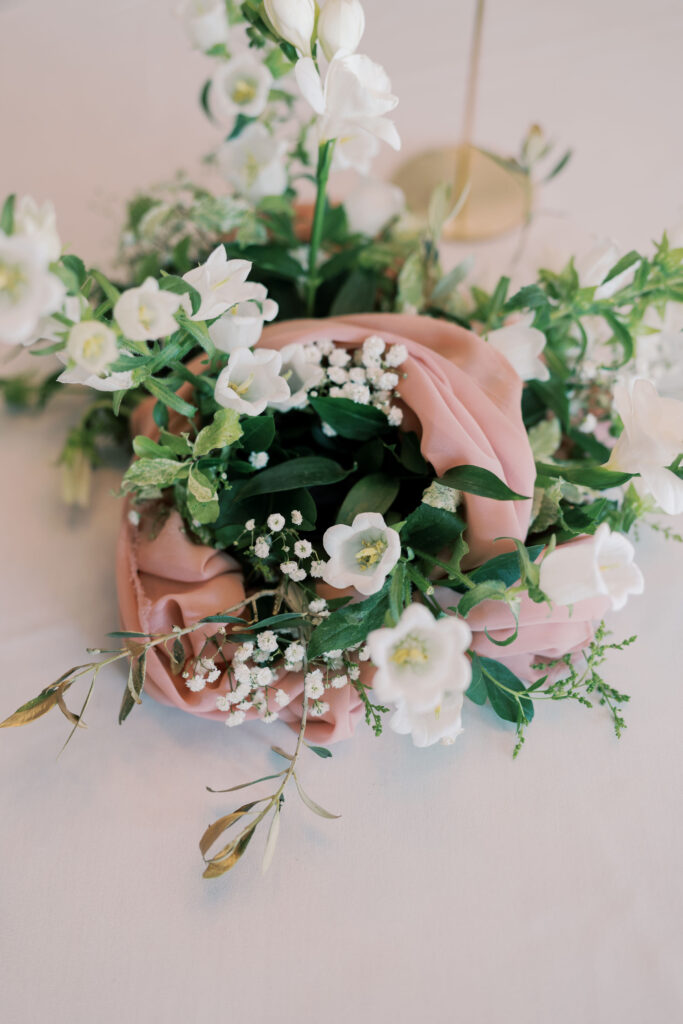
[393,143,532,242]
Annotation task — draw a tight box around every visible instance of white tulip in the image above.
[344,177,405,237]
[182,245,261,321]
[295,52,400,153]
[14,196,61,262]
[390,691,465,748]
[322,511,401,596]
[575,239,637,300]
[486,312,549,382]
[539,523,644,611]
[209,286,278,352]
[318,0,365,60]
[270,341,325,410]
[214,347,290,415]
[264,0,315,56]
[64,321,119,377]
[606,377,683,514]
[209,54,273,125]
[367,603,472,713]
[0,233,65,346]
[181,0,229,52]
[217,122,288,202]
[114,278,182,341]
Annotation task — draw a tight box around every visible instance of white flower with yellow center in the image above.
[367,604,472,713]
[209,54,273,125]
[182,245,261,322]
[217,122,288,203]
[209,283,278,353]
[486,312,549,382]
[322,511,401,596]
[539,523,644,611]
[14,196,61,262]
[270,341,325,411]
[214,347,290,416]
[114,277,182,341]
[58,322,134,392]
[181,0,229,52]
[390,691,465,748]
[0,233,65,346]
[606,377,683,514]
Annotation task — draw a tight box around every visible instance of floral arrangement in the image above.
[3,0,683,879]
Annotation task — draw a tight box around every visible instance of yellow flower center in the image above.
[389,633,430,668]
[231,77,257,106]
[0,260,25,299]
[138,302,153,331]
[228,373,254,396]
[82,332,105,362]
[355,535,387,571]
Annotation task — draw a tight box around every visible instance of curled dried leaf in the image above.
[203,827,256,879]
[293,773,341,820]
[199,801,258,859]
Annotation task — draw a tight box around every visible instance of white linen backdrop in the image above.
[1,1,683,1022]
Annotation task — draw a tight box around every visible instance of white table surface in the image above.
[2,2,683,1022]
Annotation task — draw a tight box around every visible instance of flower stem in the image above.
[305,139,335,317]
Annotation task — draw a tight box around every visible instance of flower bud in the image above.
[264,0,316,57]
[318,0,365,60]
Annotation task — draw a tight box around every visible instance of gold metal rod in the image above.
[456,0,486,214]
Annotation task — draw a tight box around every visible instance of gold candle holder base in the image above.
[393,143,532,242]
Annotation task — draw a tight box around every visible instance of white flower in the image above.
[249,451,270,469]
[181,0,229,51]
[182,245,260,322]
[264,0,315,55]
[378,372,399,390]
[186,674,207,692]
[280,560,298,577]
[331,674,348,689]
[308,597,328,614]
[274,688,292,707]
[295,53,400,153]
[328,348,351,367]
[309,560,326,578]
[63,321,119,377]
[14,196,61,261]
[333,130,379,174]
[291,509,303,525]
[606,377,683,513]
[318,0,365,60]
[234,642,254,661]
[254,536,271,558]
[114,277,181,341]
[304,670,325,699]
[390,691,465,748]
[344,177,405,237]
[209,285,278,353]
[367,603,472,713]
[0,233,65,346]
[217,122,288,203]
[387,407,403,426]
[321,422,337,438]
[245,519,256,532]
[347,664,360,680]
[214,347,290,415]
[361,334,385,363]
[539,523,644,611]
[254,666,274,686]
[226,709,246,727]
[358,644,370,661]
[267,513,286,532]
[487,313,549,382]
[270,341,325,411]
[290,567,307,582]
[384,343,407,367]
[328,366,348,385]
[257,630,278,653]
[285,642,305,663]
[209,54,273,124]
[294,539,312,558]
[575,239,637,300]
[322,511,401,595]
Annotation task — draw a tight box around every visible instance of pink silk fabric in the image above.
[117,504,365,741]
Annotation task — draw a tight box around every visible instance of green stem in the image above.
[305,139,335,317]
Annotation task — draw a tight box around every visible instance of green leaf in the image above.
[600,250,640,285]
[329,270,377,315]
[231,244,303,280]
[240,415,275,452]
[132,436,177,460]
[601,312,634,365]
[455,579,508,617]
[145,378,197,418]
[158,429,193,457]
[61,254,86,288]
[535,462,634,490]
[337,473,400,525]
[440,465,529,501]
[469,545,544,588]
[0,193,15,234]
[474,654,535,724]
[90,269,121,305]
[308,585,390,660]
[236,455,351,499]
[397,248,426,311]
[187,465,219,524]
[158,274,202,316]
[306,744,333,759]
[401,503,465,554]
[465,656,487,705]
[194,409,242,457]
[122,457,188,491]
[119,650,147,724]
[310,396,388,441]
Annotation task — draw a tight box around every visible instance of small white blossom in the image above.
[318,0,365,60]
[331,674,348,689]
[275,688,292,707]
[304,670,325,699]
[348,366,367,383]
[309,700,330,717]
[267,513,286,532]
[290,567,307,582]
[387,406,403,426]
[197,657,220,683]
[226,709,247,727]
[358,645,370,661]
[234,642,254,661]
[234,663,252,685]
[245,519,256,531]
[328,365,349,385]
[309,560,326,578]
[254,667,274,687]
[348,664,360,681]
[216,694,232,711]
[186,675,207,692]
[254,537,271,559]
[128,509,141,527]
[264,0,315,55]
[294,539,313,558]
[285,642,305,663]
[233,680,252,701]
[321,422,338,438]
[257,630,278,653]
[209,54,273,125]
[249,451,270,469]
[384,343,408,367]
[236,700,252,711]
[308,598,328,614]
[261,710,279,723]
[271,342,325,411]
[291,509,303,526]
[13,196,61,262]
[280,560,298,577]
[362,334,385,363]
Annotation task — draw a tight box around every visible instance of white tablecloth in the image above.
[2,2,683,1022]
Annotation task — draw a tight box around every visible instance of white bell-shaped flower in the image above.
[322,511,401,596]
[114,277,182,341]
[270,341,325,410]
[486,313,549,382]
[182,0,229,52]
[14,196,61,262]
[367,603,472,713]
[182,245,261,321]
[390,690,465,748]
[217,123,288,203]
[539,523,644,611]
[209,286,278,352]
[209,54,273,125]
[0,233,65,346]
[214,347,290,416]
